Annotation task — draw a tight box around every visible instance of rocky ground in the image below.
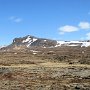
[0,46,90,90]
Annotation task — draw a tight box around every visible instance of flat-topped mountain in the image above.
[1,35,90,50]
[12,35,57,47]
[1,35,57,50]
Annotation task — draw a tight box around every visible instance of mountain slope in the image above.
[1,35,90,50]
[2,35,57,50]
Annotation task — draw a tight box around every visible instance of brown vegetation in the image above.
[0,46,90,90]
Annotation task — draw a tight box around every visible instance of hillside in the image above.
[1,35,90,51]
[0,35,90,90]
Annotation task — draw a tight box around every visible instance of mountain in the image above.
[1,35,90,50]
[1,35,57,50]
[12,35,57,47]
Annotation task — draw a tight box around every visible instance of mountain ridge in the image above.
[1,35,90,50]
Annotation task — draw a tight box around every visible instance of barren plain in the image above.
[0,47,90,90]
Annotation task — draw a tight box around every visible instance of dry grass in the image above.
[0,47,90,90]
[0,62,90,68]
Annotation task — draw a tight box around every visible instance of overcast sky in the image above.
[0,0,90,45]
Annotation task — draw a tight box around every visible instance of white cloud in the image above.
[58,21,90,36]
[9,16,22,23]
[86,32,90,39]
[58,25,79,34]
[78,22,90,29]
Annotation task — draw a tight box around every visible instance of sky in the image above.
[0,0,90,45]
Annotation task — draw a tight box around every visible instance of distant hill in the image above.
[1,35,90,50]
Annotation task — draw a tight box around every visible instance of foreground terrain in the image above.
[0,46,90,90]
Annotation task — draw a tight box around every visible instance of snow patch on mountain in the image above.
[56,41,90,47]
[22,36,38,47]
[81,42,90,47]
[22,36,31,43]
[33,38,37,42]
[44,40,47,42]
